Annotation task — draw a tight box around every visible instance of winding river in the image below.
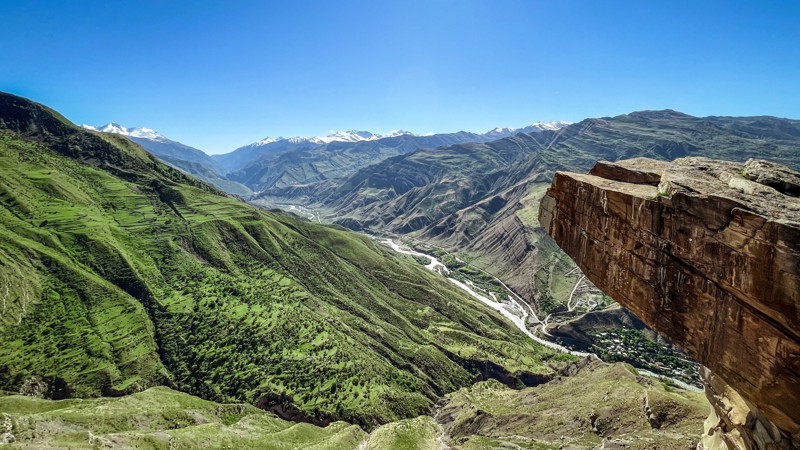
[380,238,703,393]
[380,239,592,357]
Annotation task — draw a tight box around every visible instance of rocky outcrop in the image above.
[698,366,789,450]
[539,157,800,449]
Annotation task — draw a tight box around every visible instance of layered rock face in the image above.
[539,157,800,449]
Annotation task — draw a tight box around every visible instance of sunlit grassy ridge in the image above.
[0,363,709,449]
[0,92,569,429]
[0,387,446,449]
[439,363,708,449]
[0,386,367,449]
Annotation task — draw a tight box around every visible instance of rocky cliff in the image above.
[539,157,800,449]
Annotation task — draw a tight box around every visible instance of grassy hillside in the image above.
[0,386,445,449]
[0,92,570,430]
[0,387,366,449]
[0,362,709,449]
[438,362,708,449]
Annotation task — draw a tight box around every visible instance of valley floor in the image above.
[377,237,701,391]
[380,239,591,357]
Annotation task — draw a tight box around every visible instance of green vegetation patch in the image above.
[0,386,366,449]
[0,93,565,430]
[438,362,709,449]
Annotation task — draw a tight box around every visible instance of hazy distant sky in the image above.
[2,0,798,154]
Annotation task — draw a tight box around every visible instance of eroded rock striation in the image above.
[539,157,800,449]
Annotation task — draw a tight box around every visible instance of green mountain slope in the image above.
[0,92,569,430]
[0,385,445,449]
[144,154,253,196]
[0,362,709,450]
[0,387,366,449]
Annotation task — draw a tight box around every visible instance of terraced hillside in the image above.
[0,92,569,430]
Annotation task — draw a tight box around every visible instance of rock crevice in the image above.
[539,157,800,448]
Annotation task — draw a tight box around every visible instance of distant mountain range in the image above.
[81,112,800,323]
[217,122,570,176]
[81,123,252,195]
[252,110,800,308]
[81,121,571,194]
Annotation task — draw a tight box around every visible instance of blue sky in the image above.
[2,1,798,154]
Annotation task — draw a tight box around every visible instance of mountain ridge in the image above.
[253,109,800,316]
[80,123,253,195]
[0,91,568,429]
[79,120,570,195]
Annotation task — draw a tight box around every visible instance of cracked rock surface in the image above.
[539,157,800,448]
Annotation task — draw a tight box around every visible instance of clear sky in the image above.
[2,1,799,154]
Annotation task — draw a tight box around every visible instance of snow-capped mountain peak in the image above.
[308,130,377,145]
[484,127,516,138]
[241,121,572,149]
[81,123,169,142]
[482,121,570,139]
[253,137,277,146]
[381,130,413,138]
[526,121,571,131]
[248,130,417,147]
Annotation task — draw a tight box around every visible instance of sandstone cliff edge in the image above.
[539,157,800,449]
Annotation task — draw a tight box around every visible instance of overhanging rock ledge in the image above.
[538,156,800,449]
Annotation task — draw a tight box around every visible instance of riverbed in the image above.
[380,239,592,357]
[379,238,703,392]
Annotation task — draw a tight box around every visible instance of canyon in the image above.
[3,90,799,448]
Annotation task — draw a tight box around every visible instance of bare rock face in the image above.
[698,366,788,450]
[539,157,800,449]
